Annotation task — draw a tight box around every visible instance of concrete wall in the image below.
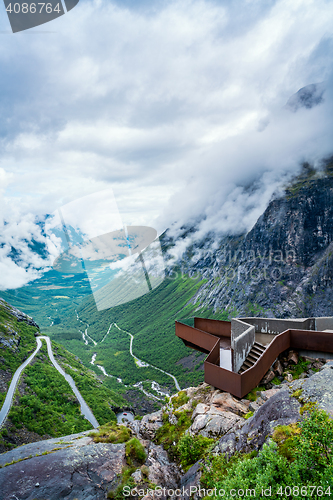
[239,317,316,334]
[315,317,333,332]
[231,319,255,373]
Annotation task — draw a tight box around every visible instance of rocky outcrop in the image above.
[0,431,180,500]
[0,298,39,329]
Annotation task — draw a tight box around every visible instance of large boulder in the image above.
[0,431,126,500]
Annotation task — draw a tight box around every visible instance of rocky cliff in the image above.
[175,166,333,318]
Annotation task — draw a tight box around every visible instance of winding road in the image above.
[0,336,99,429]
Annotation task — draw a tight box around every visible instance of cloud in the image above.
[0,0,333,287]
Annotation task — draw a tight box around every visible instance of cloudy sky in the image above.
[0,0,333,288]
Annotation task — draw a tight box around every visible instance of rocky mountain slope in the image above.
[177,163,333,318]
[1,354,333,500]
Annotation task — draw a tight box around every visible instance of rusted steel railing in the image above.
[194,318,231,337]
[176,319,333,399]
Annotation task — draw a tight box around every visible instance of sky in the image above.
[0,0,333,289]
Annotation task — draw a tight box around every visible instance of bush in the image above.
[177,434,214,469]
[201,408,333,499]
[171,391,190,409]
[125,438,147,465]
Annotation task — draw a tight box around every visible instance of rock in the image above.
[137,411,163,440]
[296,364,333,415]
[240,399,251,409]
[285,373,293,382]
[180,461,202,500]
[260,387,281,401]
[0,431,127,500]
[192,403,210,420]
[145,443,180,493]
[169,413,178,425]
[260,369,275,385]
[312,361,324,370]
[273,360,283,376]
[189,411,243,438]
[249,401,260,412]
[288,351,299,365]
[131,469,142,483]
[210,392,249,416]
[218,389,301,456]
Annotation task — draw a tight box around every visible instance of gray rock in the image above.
[189,411,242,438]
[297,364,333,415]
[218,389,301,456]
[0,431,126,500]
[145,443,180,494]
[138,410,163,440]
[180,461,202,500]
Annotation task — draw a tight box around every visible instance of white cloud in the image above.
[0,0,333,287]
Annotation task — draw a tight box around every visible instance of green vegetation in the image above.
[155,409,192,462]
[8,347,93,437]
[0,304,37,374]
[177,434,214,470]
[171,390,190,409]
[52,342,123,424]
[289,357,311,379]
[244,411,254,419]
[1,270,230,393]
[6,340,120,438]
[125,437,147,465]
[201,408,333,499]
[245,386,265,402]
[89,421,131,444]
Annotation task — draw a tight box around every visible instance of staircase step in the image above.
[248,349,260,357]
[247,353,260,363]
[238,343,267,374]
[253,344,265,352]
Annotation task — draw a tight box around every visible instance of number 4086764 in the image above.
[277,486,331,496]
[6,3,61,14]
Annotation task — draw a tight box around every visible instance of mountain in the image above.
[184,161,333,318]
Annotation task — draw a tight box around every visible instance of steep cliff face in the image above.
[184,172,333,318]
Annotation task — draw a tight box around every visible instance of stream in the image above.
[86,321,180,400]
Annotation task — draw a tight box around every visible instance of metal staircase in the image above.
[238,342,266,373]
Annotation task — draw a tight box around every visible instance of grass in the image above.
[89,422,131,444]
[171,390,190,409]
[125,438,147,465]
[245,386,265,402]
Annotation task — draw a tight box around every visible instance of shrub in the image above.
[171,391,189,409]
[125,438,147,465]
[201,408,333,499]
[155,410,192,461]
[177,434,214,469]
